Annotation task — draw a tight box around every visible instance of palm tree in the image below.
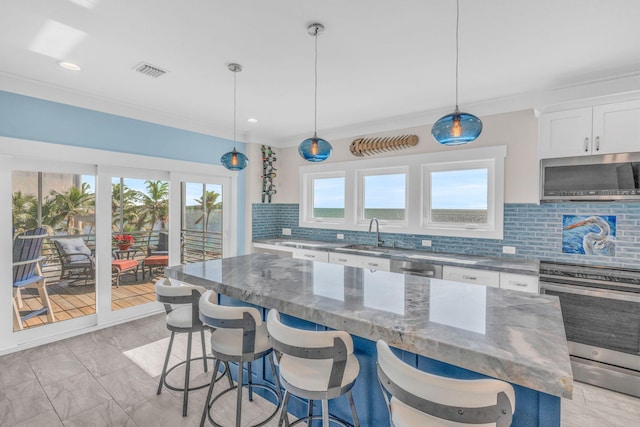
[136,180,169,230]
[194,190,222,231]
[12,191,38,231]
[112,182,141,232]
[50,183,95,234]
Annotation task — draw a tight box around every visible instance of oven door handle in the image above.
[540,282,640,303]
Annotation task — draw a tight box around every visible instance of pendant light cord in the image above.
[233,67,237,143]
[313,26,319,137]
[455,0,460,111]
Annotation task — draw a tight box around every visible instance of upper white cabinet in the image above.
[540,100,640,159]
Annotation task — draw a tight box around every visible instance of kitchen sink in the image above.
[340,244,395,254]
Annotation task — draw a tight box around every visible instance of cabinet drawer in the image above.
[328,252,390,271]
[443,266,500,288]
[292,249,329,262]
[360,257,390,271]
[329,252,361,267]
[500,273,539,293]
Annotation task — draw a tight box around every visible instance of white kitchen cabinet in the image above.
[443,266,539,293]
[252,242,293,257]
[592,100,640,155]
[328,252,390,271]
[499,272,539,294]
[540,100,640,159]
[329,252,362,267]
[442,266,500,288]
[291,249,329,262]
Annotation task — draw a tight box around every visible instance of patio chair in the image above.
[53,236,95,285]
[147,231,169,256]
[13,227,56,330]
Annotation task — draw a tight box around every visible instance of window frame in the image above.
[422,159,496,233]
[299,145,505,239]
[356,166,409,227]
[301,171,347,225]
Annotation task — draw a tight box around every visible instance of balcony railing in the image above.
[30,229,221,284]
[181,229,222,263]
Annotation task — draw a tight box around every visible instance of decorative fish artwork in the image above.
[562,215,616,256]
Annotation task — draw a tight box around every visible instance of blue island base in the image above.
[219,295,561,427]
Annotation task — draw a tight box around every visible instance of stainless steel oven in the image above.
[540,261,640,397]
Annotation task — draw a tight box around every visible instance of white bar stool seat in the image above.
[376,340,515,427]
[199,290,281,427]
[267,309,360,427]
[155,278,228,417]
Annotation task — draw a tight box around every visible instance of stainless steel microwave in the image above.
[540,152,640,202]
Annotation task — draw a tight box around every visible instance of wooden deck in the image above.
[15,272,160,330]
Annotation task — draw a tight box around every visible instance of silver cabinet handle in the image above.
[338,258,348,262]
[304,254,314,258]
[462,275,477,280]
[584,137,590,152]
[367,263,379,267]
[595,136,600,151]
[510,281,527,287]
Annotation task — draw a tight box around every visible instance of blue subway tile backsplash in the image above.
[252,203,640,269]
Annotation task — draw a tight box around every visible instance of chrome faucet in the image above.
[368,218,383,247]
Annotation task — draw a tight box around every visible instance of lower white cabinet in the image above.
[291,249,329,262]
[499,272,539,293]
[252,243,293,257]
[443,266,539,293]
[443,266,500,288]
[328,252,390,271]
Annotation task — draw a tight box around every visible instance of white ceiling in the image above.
[1,0,640,147]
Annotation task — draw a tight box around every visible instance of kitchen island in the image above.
[166,253,572,426]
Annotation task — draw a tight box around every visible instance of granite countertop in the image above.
[253,238,540,276]
[166,253,572,399]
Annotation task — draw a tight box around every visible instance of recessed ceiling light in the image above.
[58,61,82,71]
[247,118,258,123]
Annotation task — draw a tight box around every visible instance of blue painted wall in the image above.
[0,90,246,254]
[253,203,640,269]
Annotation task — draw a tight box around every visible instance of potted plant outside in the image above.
[114,234,135,251]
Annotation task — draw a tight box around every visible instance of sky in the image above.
[314,169,488,210]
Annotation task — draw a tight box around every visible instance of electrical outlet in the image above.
[421,240,432,247]
[282,228,291,236]
[502,246,516,254]
[337,234,344,239]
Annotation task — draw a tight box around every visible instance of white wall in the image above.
[248,109,539,206]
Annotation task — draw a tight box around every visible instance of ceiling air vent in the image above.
[133,62,168,78]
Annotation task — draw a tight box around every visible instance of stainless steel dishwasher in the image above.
[390,259,442,279]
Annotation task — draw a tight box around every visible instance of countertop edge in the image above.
[253,238,540,276]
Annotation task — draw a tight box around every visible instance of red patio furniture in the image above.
[142,255,168,279]
[112,259,139,287]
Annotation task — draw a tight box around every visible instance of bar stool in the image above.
[155,278,224,417]
[266,309,360,427]
[376,340,515,426]
[199,290,281,427]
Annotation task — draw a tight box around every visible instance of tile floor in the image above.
[1,313,638,426]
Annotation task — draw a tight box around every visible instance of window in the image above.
[182,182,224,263]
[299,146,505,239]
[430,168,488,224]
[422,156,503,238]
[358,169,407,224]
[302,173,345,223]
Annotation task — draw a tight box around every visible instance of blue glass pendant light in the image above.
[221,63,249,170]
[431,0,482,146]
[298,23,333,162]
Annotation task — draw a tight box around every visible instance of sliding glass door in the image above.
[110,176,170,311]
[12,166,96,332]
[181,182,224,263]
